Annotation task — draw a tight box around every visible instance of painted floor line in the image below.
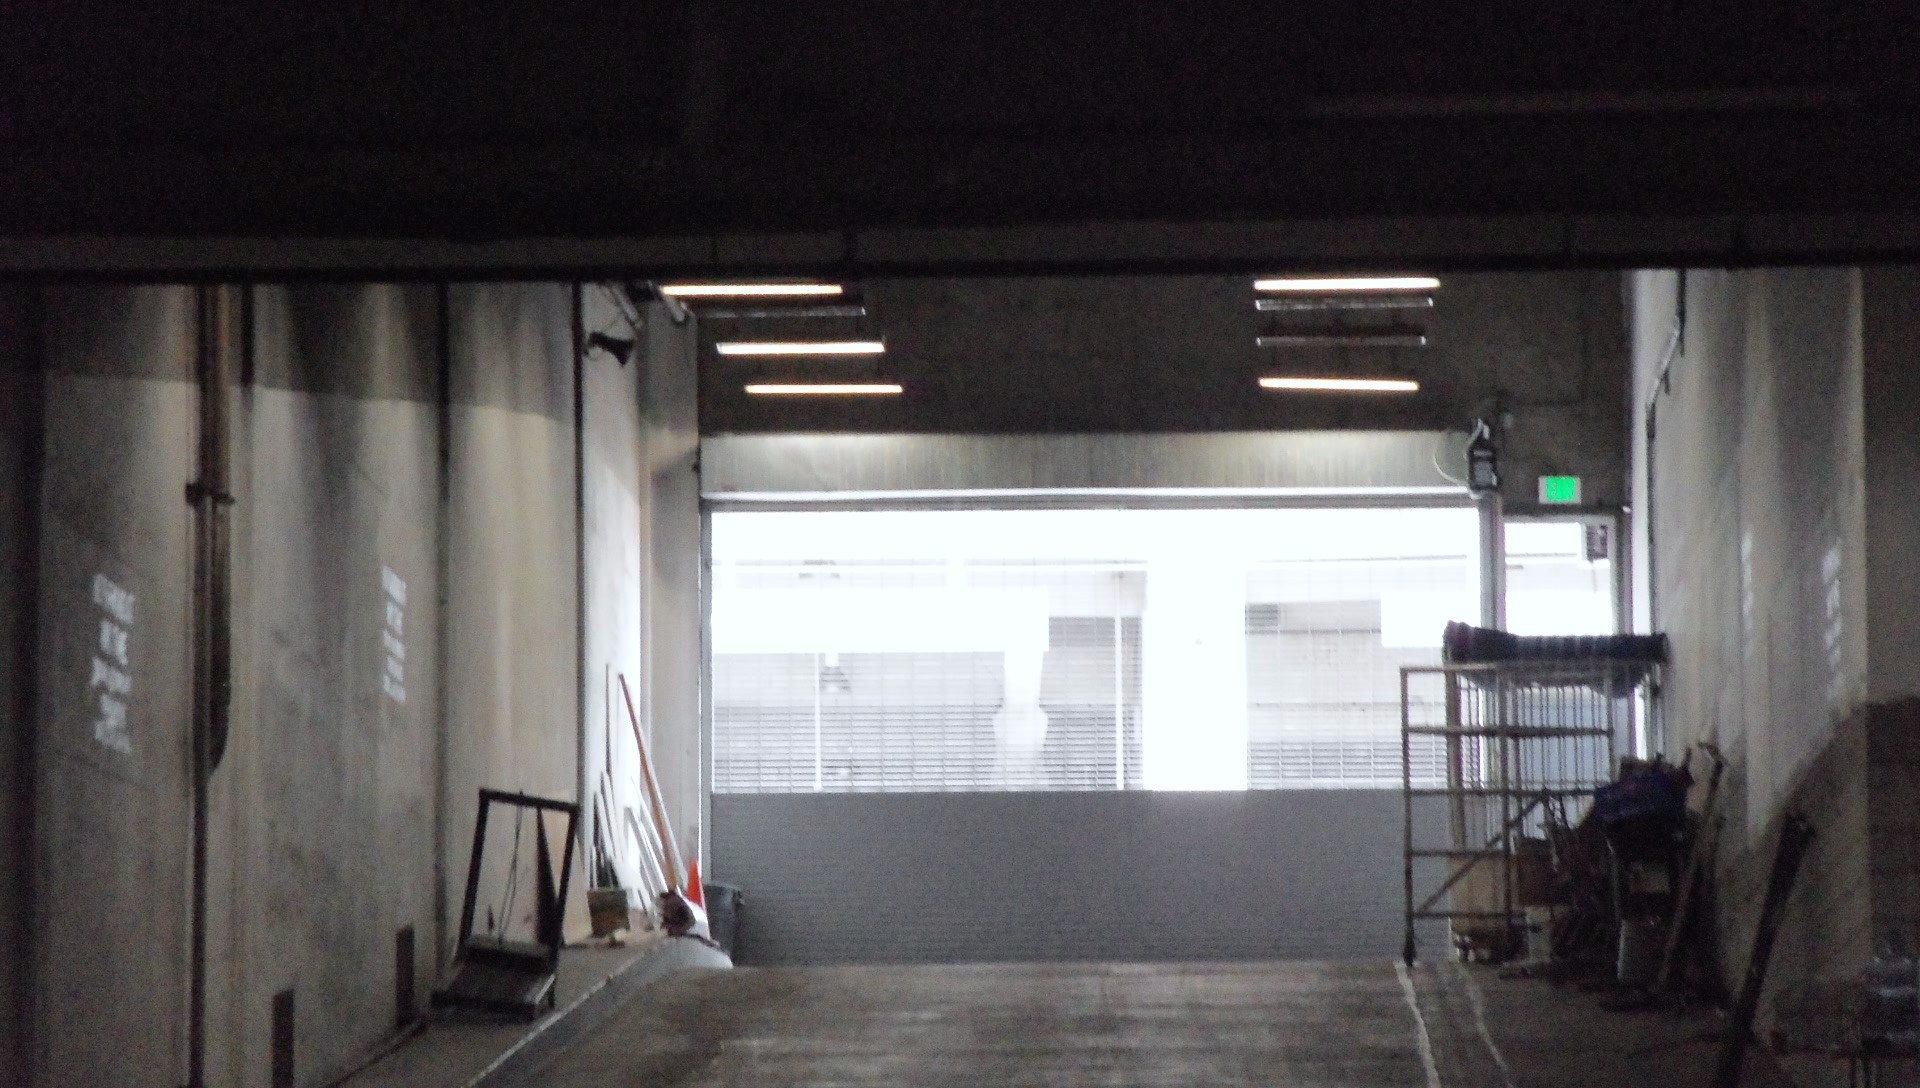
[1395,960,1444,1088]
[1451,960,1519,1088]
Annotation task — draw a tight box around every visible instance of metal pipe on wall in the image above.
[1477,491,1505,630]
[697,491,715,882]
[432,284,453,971]
[186,284,238,1088]
[571,282,590,915]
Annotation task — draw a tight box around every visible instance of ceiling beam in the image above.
[9,212,1920,280]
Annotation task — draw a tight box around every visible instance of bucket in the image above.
[705,883,743,959]
[587,887,636,937]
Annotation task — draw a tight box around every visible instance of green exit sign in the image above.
[1538,475,1582,504]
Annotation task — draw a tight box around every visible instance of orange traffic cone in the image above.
[685,859,705,908]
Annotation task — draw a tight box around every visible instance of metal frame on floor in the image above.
[1401,659,1655,963]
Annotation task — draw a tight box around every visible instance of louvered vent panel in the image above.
[714,621,1144,793]
[1246,610,1447,788]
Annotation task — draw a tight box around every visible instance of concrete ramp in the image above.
[475,959,1804,1088]
[340,938,730,1088]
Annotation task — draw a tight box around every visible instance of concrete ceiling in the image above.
[4,2,1917,270]
[693,271,1624,439]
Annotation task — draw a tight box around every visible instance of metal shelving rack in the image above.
[1400,658,1656,963]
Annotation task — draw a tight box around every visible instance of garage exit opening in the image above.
[711,506,1613,795]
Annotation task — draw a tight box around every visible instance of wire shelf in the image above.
[1401,659,1657,962]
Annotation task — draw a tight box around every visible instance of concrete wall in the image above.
[443,283,585,952]
[575,291,706,902]
[1630,268,1872,1034]
[205,285,445,1085]
[581,287,651,896]
[639,303,705,872]
[700,430,1470,498]
[2,280,651,1088]
[699,271,1628,512]
[33,286,199,1088]
[1861,269,1920,707]
[0,290,44,1086]
[713,790,1432,964]
[1859,269,1920,954]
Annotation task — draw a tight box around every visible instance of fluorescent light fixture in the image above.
[701,304,869,320]
[745,383,903,396]
[1257,330,1428,348]
[1254,276,1441,293]
[660,283,845,298]
[716,340,886,356]
[1259,376,1421,393]
[1256,296,1433,312]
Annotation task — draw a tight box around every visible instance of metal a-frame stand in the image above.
[433,789,580,1019]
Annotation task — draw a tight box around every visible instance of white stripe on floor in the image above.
[1395,960,1444,1088]
[1450,961,1519,1088]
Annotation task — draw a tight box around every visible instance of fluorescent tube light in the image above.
[1259,377,1421,393]
[701,304,869,320]
[1254,276,1441,293]
[1256,296,1433,312]
[1256,326,1428,348]
[660,283,845,298]
[745,383,903,396]
[716,340,886,356]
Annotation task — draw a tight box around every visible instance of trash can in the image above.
[705,883,742,959]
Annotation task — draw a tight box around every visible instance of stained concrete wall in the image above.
[2,280,652,1088]
[32,286,199,1088]
[443,283,585,953]
[205,285,445,1086]
[1630,268,1872,1036]
[714,790,1433,964]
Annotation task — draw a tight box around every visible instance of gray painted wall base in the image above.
[714,790,1436,965]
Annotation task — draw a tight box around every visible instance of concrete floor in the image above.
[1426,964,1802,1088]
[480,960,1804,1088]
[341,938,660,1088]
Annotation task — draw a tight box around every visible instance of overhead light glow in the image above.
[745,383,904,396]
[701,304,868,320]
[1259,376,1421,393]
[1256,295,1433,312]
[716,340,886,356]
[1257,330,1428,348]
[660,283,845,298]
[1254,276,1441,293]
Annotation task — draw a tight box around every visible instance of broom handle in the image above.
[618,673,685,889]
[625,807,670,896]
